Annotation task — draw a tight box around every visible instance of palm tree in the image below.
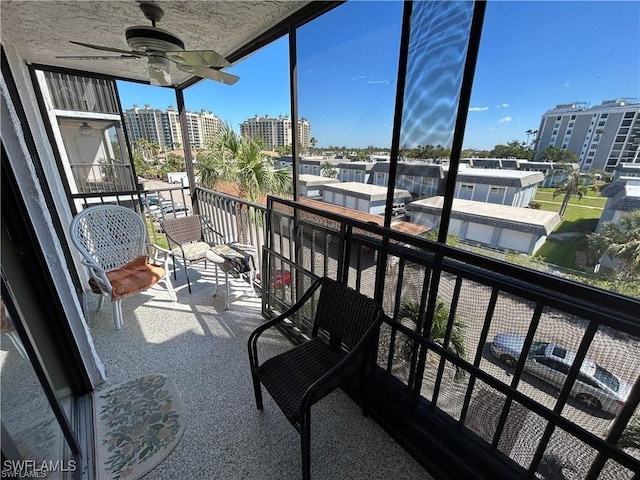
[196,123,292,203]
[398,298,466,379]
[197,123,238,188]
[320,161,337,178]
[588,210,640,277]
[235,134,292,202]
[552,168,593,217]
[134,138,152,161]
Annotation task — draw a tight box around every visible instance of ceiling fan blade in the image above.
[56,55,140,60]
[167,50,230,68]
[69,40,139,56]
[176,64,239,85]
[148,62,172,86]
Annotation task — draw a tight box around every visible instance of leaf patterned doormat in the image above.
[94,374,185,480]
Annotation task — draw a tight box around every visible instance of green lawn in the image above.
[534,187,604,233]
[535,187,607,208]
[145,218,169,249]
[534,236,586,269]
[531,186,605,269]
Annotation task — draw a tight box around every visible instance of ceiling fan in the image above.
[56,1,239,86]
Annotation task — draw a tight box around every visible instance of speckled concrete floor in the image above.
[86,264,432,480]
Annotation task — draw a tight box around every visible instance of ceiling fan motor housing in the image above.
[125,26,185,53]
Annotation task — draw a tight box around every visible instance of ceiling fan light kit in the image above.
[78,122,93,136]
[57,1,239,87]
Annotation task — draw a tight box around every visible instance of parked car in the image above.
[140,193,162,208]
[147,200,175,216]
[153,204,190,220]
[392,203,406,216]
[490,333,630,415]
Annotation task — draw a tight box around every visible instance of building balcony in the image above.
[81,262,431,479]
[2,1,639,477]
[78,186,636,479]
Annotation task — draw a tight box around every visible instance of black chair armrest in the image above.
[162,228,181,249]
[201,218,225,244]
[248,276,323,371]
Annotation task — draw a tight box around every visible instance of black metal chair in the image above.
[248,277,384,480]
[160,215,223,293]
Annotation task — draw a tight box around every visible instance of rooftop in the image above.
[299,197,430,236]
[298,174,340,186]
[322,182,412,201]
[456,168,545,187]
[407,196,561,234]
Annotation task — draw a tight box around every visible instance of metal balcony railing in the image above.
[67,186,639,477]
[260,195,640,480]
[196,187,268,281]
[69,162,135,193]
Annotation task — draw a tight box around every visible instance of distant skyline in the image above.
[117,1,639,151]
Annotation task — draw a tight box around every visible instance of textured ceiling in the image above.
[1,0,310,86]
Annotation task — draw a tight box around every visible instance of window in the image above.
[552,345,568,358]
[577,372,602,389]
[490,186,506,194]
[460,183,474,191]
[530,342,550,356]
[593,364,620,392]
[537,357,570,375]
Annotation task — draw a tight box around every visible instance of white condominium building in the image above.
[240,115,311,150]
[123,105,223,150]
[534,98,640,172]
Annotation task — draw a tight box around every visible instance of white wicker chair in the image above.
[70,205,176,329]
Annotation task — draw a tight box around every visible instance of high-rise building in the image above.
[123,105,222,151]
[240,115,311,150]
[534,99,640,171]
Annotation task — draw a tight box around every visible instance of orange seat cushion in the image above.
[89,256,166,301]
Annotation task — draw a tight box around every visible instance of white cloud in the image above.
[499,116,512,123]
[352,76,367,82]
[495,103,509,108]
[564,81,570,88]
[469,106,489,112]
[368,80,390,85]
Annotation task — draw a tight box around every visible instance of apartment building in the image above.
[275,156,343,177]
[368,162,445,199]
[321,182,411,215]
[454,169,544,208]
[239,115,311,150]
[534,98,640,172]
[460,158,577,188]
[338,162,376,183]
[407,197,561,255]
[123,105,222,150]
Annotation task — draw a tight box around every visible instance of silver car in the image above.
[490,333,630,415]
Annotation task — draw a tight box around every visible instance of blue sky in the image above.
[117,1,640,151]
